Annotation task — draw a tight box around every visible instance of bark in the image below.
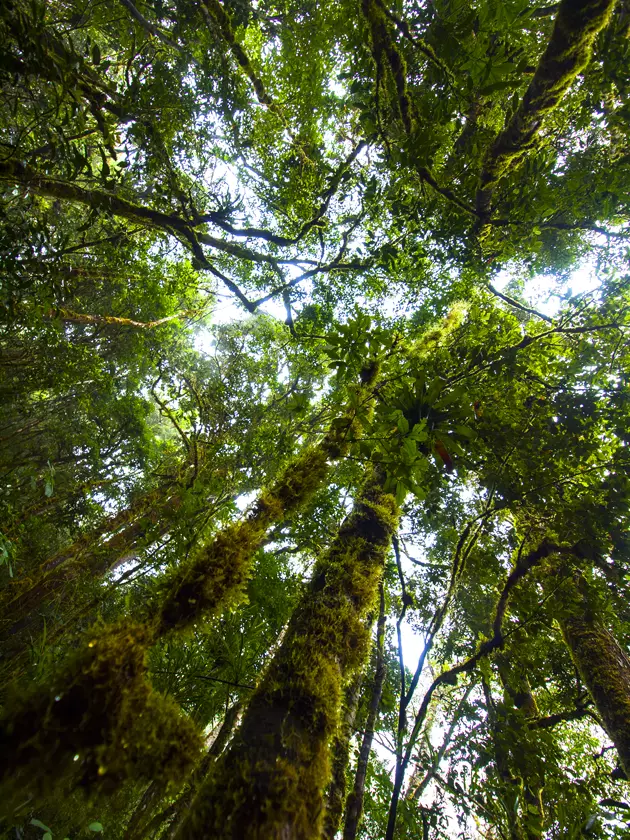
[476,0,617,217]
[322,674,363,840]
[554,571,630,777]
[342,585,387,840]
[173,468,397,840]
[161,701,242,840]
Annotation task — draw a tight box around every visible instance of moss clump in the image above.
[0,621,203,810]
[175,469,398,839]
[476,0,616,217]
[156,445,332,635]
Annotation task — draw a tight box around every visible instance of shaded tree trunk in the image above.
[554,571,630,777]
[343,584,386,840]
[174,468,397,839]
[161,700,243,840]
[322,674,363,840]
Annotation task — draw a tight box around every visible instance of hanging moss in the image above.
[553,571,630,778]
[476,0,617,217]
[173,470,398,839]
[0,621,203,810]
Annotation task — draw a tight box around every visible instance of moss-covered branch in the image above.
[0,161,281,270]
[154,383,376,635]
[174,469,397,839]
[476,0,617,218]
[0,622,203,810]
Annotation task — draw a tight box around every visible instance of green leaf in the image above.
[31,820,51,833]
[92,43,101,65]
[454,424,477,439]
[88,823,103,833]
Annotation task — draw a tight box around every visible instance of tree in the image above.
[1,0,630,837]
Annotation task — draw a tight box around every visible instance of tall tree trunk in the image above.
[553,570,630,777]
[160,700,243,840]
[174,468,397,840]
[322,673,363,840]
[342,584,386,840]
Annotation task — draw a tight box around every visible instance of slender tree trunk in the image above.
[322,674,363,840]
[0,485,182,645]
[554,571,630,777]
[482,678,526,840]
[124,780,166,840]
[496,654,545,839]
[161,701,243,840]
[342,584,386,840]
[174,468,397,840]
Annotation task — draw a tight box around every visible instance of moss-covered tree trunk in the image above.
[0,388,378,808]
[553,571,630,778]
[159,700,243,840]
[343,584,387,840]
[174,468,397,840]
[322,673,363,840]
[154,374,378,635]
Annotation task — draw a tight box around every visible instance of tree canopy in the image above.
[1,0,630,838]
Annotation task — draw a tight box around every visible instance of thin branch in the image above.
[488,283,553,324]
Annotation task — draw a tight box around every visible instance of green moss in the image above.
[155,445,332,635]
[362,0,413,134]
[174,470,398,839]
[477,0,616,217]
[0,621,203,810]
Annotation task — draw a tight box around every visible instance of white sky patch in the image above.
[235,490,258,512]
[493,256,602,318]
